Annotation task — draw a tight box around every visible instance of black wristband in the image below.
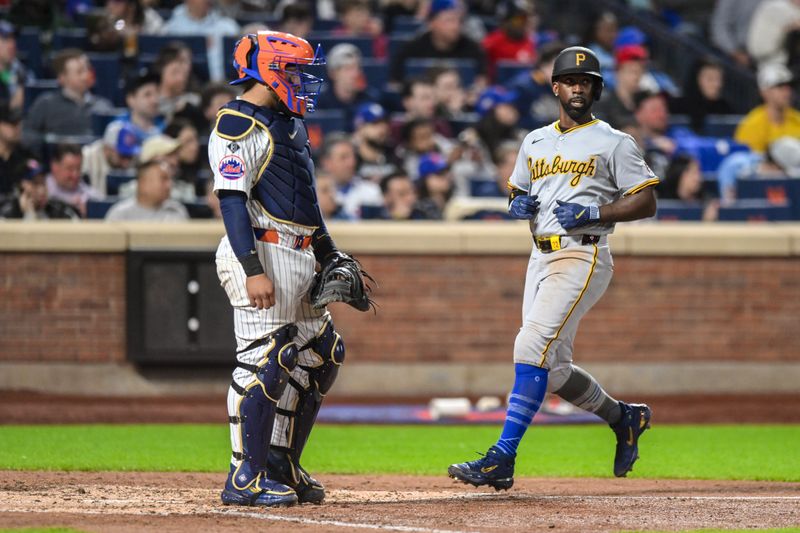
[312,233,338,263]
[238,251,264,277]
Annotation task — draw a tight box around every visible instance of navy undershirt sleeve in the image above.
[219,190,263,276]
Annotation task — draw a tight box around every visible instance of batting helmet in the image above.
[551,46,604,101]
[230,31,326,115]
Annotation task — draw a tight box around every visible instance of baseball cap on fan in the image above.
[354,102,387,128]
[428,0,461,20]
[327,43,362,71]
[418,152,449,178]
[768,136,800,178]
[103,121,141,158]
[475,86,518,117]
[757,63,793,90]
[140,134,181,164]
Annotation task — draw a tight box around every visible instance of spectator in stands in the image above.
[81,121,141,196]
[710,0,764,68]
[379,171,424,220]
[0,159,81,220]
[429,66,468,120]
[491,139,521,197]
[657,153,718,221]
[118,134,184,200]
[89,0,164,55]
[352,102,403,183]
[316,172,352,220]
[0,21,31,112]
[105,160,189,221]
[46,144,101,218]
[315,44,380,130]
[164,119,201,200]
[0,105,34,197]
[155,42,201,121]
[333,0,388,58]
[319,132,383,219]
[594,44,648,129]
[586,11,618,75]
[735,63,800,153]
[747,0,800,68]
[162,0,240,81]
[473,86,523,160]
[388,0,488,88]
[508,41,562,129]
[204,179,221,219]
[382,0,424,34]
[106,69,163,148]
[279,3,314,39]
[633,90,675,179]
[415,151,454,219]
[481,0,536,83]
[716,136,800,202]
[399,117,453,180]
[669,58,734,133]
[22,49,113,158]
[392,77,452,142]
[174,82,237,136]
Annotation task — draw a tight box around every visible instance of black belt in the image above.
[534,234,601,253]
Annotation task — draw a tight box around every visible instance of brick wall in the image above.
[0,253,125,362]
[332,255,800,364]
[1,252,798,364]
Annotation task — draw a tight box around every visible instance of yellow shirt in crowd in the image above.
[734,105,800,153]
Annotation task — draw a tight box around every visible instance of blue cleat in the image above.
[220,463,298,507]
[610,402,652,477]
[447,445,515,491]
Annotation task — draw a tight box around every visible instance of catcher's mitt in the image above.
[310,252,376,312]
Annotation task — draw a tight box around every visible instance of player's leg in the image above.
[216,239,312,506]
[268,303,342,504]
[449,252,548,490]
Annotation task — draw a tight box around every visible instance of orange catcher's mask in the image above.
[230,31,326,115]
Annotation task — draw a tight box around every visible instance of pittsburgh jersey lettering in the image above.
[527,155,597,187]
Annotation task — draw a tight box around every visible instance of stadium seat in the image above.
[736,178,800,220]
[358,205,385,220]
[717,199,793,222]
[138,35,207,59]
[24,79,59,112]
[672,131,750,172]
[449,112,480,135]
[496,61,530,84]
[391,17,423,35]
[86,198,117,219]
[469,178,503,198]
[655,200,704,221]
[308,34,373,57]
[405,58,478,86]
[388,36,412,59]
[52,28,89,50]
[105,172,136,197]
[86,53,122,106]
[138,54,210,82]
[17,27,43,77]
[305,109,347,134]
[223,36,238,79]
[312,19,339,32]
[361,58,389,90]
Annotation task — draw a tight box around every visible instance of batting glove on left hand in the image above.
[508,195,540,220]
[553,200,600,230]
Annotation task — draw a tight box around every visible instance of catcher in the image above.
[212,31,373,507]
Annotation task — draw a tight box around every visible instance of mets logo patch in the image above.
[219,155,245,180]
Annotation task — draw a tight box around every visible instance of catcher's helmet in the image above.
[551,46,604,101]
[230,31,325,115]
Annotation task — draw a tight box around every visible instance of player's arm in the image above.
[210,113,274,310]
[598,187,656,222]
[507,137,539,220]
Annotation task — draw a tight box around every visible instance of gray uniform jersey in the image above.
[508,119,658,236]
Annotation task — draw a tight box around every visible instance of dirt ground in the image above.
[1,471,799,533]
[1,393,799,532]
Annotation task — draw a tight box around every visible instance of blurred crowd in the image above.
[0,0,799,223]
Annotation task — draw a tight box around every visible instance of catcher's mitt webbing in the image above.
[310,252,376,312]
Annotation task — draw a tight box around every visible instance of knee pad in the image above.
[273,318,344,458]
[229,323,298,478]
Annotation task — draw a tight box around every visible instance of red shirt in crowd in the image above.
[482,29,536,82]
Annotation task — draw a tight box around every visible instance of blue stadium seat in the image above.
[462,209,513,221]
[361,58,389,90]
[223,36,238,79]
[91,109,125,137]
[717,199,793,222]
[703,115,743,138]
[405,58,478,86]
[86,198,117,219]
[449,112,480,135]
[86,53,122,106]
[105,172,136,196]
[388,36,412,59]
[391,17,423,35]
[17,27,43,77]
[138,35,207,59]
[736,178,800,220]
[496,61,530,84]
[308,34,373,57]
[655,200,704,221]
[138,53,210,82]
[52,28,88,50]
[359,205,385,220]
[305,109,347,134]
[24,79,59,112]
[672,132,750,173]
[312,19,339,32]
[469,178,503,198]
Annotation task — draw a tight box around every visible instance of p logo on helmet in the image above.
[575,53,586,66]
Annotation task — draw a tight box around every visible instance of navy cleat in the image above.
[609,402,652,477]
[447,445,515,491]
[267,449,325,504]
[220,463,298,507]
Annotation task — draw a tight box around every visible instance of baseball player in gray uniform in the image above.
[449,46,658,490]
